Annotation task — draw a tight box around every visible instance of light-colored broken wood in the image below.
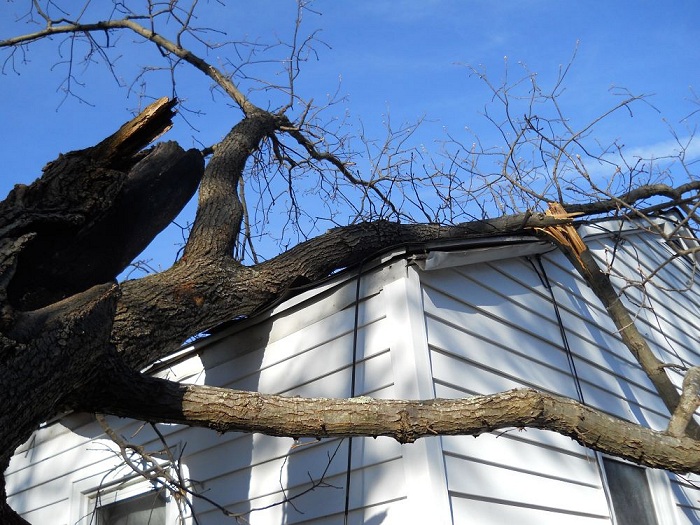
[534,202,586,265]
[94,97,177,162]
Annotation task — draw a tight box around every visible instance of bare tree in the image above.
[1,2,700,523]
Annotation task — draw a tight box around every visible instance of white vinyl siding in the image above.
[420,258,613,523]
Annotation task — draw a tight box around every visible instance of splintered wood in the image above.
[534,202,587,265]
[93,97,177,163]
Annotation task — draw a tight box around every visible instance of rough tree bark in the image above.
[2,100,700,524]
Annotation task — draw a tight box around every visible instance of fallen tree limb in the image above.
[81,372,700,474]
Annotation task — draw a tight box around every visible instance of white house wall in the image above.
[421,257,613,523]
[418,225,700,524]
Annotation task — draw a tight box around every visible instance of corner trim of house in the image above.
[384,262,453,525]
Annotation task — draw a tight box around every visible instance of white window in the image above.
[602,456,678,525]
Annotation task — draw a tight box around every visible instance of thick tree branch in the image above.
[112,215,568,369]
[183,112,279,260]
[1,98,203,310]
[81,372,700,475]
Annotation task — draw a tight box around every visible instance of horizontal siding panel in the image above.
[592,233,699,295]
[285,461,406,525]
[182,436,402,494]
[196,498,410,525]
[7,425,89,479]
[422,287,574,372]
[191,459,406,523]
[430,331,666,430]
[425,261,669,422]
[543,239,700,393]
[444,453,609,517]
[550,308,658,389]
[429,338,578,396]
[203,302,389,391]
[7,451,137,515]
[422,275,568,356]
[441,433,601,487]
[430,256,674,424]
[7,436,128,500]
[282,354,394,398]
[10,223,699,524]
[14,499,70,525]
[201,270,391,371]
[292,499,410,525]
[449,494,610,524]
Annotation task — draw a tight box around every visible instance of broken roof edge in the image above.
[414,237,552,271]
[414,211,691,271]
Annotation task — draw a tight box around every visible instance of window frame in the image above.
[70,464,190,525]
[94,486,168,524]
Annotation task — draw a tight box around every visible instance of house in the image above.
[6,213,700,524]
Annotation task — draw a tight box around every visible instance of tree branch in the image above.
[82,372,700,475]
[668,367,700,438]
[183,112,279,260]
[564,181,700,217]
[281,117,401,217]
[112,198,697,371]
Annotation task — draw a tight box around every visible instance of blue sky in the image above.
[1,1,699,271]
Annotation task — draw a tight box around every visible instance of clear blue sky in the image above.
[1,1,699,271]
